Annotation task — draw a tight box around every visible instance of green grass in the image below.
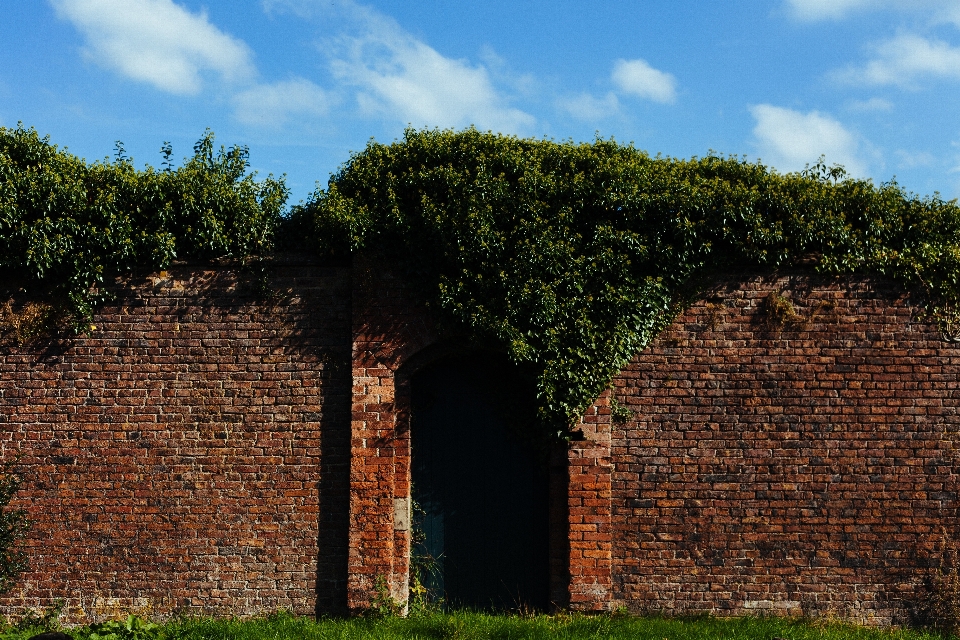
[2,611,950,640]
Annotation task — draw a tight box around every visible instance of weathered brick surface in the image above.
[611,274,960,624]
[2,264,958,622]
[348,257,439,612]
[567,392,613,610]
[0,264,352,621]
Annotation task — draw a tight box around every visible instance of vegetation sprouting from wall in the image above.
[291,128,960,431]
[5,124,960,430]
[0,124,287,325]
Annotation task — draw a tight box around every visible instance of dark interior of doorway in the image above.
[410,350,549,612]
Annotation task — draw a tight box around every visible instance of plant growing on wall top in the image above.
[0,124,288,326]
[7,125,960,434]
[291,127,960,432]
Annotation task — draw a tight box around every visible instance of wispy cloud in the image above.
[784,0,959,22]
[750,104,869,177]
[941,5,960,29]
[784,0,887,21]
[233,78,331,127]
[833,33,960,88]
[895,149,936,168]
[324,2,534,133]
[847,97,894,112]
[611,59,677,104]
[562,58,677,122]
[50,0,254,95]
[560,92,620,120]
[261,0,316,19]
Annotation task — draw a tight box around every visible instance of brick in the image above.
[610,275,960,625]
[3,267,957,626]
[0,263,352,620]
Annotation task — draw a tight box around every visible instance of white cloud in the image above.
[478,45,539,99]
[784,0,960,21]
[50,0,254,95]
[785,0,880,21]
[561,92,620,121]
[750,104,869,177]
[895,149,936,168]
[834,34,960,87]
[562,56,676,120]
[233,78,331,127]
[847,97,894,112]
[941,5,960,29]
[611,59,677,104]
[261,0,315,18]
[326,6,534,133]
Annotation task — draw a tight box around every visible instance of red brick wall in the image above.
[567,392,613,610]
[0,263,352,621]
[2,265,958,623]
[347,256,440,612]
[611,274,960,624]
[344,259,615,614]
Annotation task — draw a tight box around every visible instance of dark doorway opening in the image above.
[410,351,549,611]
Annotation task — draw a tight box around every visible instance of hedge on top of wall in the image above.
[291,127,960,432]
[0,124,287,325]
[6,124,960,431]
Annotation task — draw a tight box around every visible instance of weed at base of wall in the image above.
[911,531,960,635]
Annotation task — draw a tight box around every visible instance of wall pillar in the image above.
[347,346,406,612]
[346,259,435,612]
[567,390,614,611]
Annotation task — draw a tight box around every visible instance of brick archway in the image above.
[347,257,613,612]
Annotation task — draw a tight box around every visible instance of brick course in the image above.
[611,274,960,624]
[347,256,439,612]
[0,263,352,620]
[1,265,958,624]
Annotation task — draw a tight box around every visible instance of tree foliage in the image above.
[7,124,960,432]
[292,128,960,431]
[0,124,288,323]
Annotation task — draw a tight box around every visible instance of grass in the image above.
[0,611,951,640]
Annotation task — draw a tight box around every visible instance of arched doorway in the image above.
[410,351,549,611]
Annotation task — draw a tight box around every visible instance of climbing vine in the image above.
[291,127,960,432]
[0,124,288,326]
[7,124,960,433]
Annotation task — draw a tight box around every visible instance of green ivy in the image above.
[8,125,960,434]
[0,124,288,325]
[292,127,960,432]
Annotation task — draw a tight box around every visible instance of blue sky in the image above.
[5,0,960,203]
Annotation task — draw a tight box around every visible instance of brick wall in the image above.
[0,263,352,621]
[611,274,960,624]
[347,256,440,612]
[1,265,958,623]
